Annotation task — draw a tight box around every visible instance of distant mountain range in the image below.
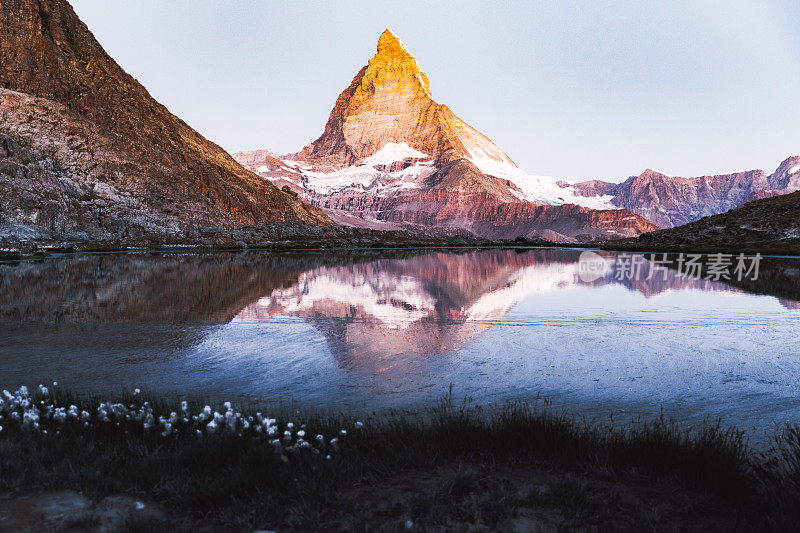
[0,0,327,246]
[560,157,800,228]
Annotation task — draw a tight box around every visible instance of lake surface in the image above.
[1,248,799,438]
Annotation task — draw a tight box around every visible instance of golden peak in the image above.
[377,29,404,55]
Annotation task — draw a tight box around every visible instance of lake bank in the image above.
[3,219,800,262]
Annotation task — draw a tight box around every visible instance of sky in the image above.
[69,0,800,182]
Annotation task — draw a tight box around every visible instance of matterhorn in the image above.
[236,30,658,241]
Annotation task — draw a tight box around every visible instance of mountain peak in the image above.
[377,29,403,55]
[299,26,517,170]
[367,29,429,100]
[641,169,672,178]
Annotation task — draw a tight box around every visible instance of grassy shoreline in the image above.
[3,240,799,264]
[1,388,799,531]
[0,239,546,262]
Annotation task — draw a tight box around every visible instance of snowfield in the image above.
[250,142,619,210]
[301,161,435,196]
[362,142,429,166]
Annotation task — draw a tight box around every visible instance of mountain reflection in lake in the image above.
[1,249,799,435]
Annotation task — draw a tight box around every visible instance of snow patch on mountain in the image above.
[302,160,435,195]
[362,142,429,167]
[467,149,615,209]
[282,160,311,171]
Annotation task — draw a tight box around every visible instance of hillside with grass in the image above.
[629,191,800,253]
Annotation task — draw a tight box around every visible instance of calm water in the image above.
[1,249,799,436]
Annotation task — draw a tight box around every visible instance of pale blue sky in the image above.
[70,0,800,182]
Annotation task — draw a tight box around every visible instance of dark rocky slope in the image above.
[0,0,328,245]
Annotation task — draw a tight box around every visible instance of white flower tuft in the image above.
[0,384,347,461]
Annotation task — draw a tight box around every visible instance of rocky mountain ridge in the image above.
[562,156,800,228]
[0,0,327,245]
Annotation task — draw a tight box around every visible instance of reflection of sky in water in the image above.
[0,249,798,441]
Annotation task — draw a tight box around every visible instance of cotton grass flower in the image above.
[0,384,348,462]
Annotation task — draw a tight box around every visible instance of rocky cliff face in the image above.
[237,30,658,242]
[0,0,328,244]
[741,156,800,204]
[563,157,800,228]
[557,179,618,198]
[611,168,771,227]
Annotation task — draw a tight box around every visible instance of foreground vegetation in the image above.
[1,387,799,531]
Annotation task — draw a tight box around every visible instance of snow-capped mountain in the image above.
[236,30,657,242]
